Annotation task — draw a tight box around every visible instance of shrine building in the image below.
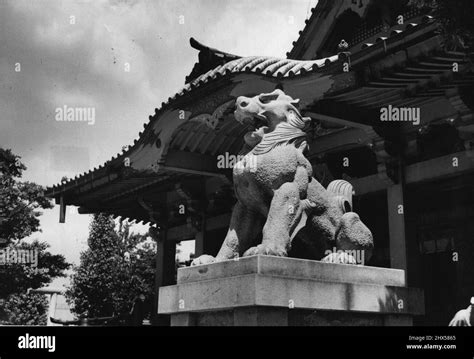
[46,0,474,325]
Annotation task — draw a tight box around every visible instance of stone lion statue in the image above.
[192,89,373,266]
[449,297,474,326]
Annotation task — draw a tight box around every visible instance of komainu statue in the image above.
[449,297,474,326]
[192,89,373,266]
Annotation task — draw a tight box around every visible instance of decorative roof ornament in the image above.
[338,39,349,51]
[185,38,241,83]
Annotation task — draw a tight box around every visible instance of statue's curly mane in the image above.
[235,90,311,155]
[251,122,307,155]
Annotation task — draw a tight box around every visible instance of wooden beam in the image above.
[78,206,127,214]
[161,165,223,178]
[167,223,198,242]
[307,127,373,157]
[352,149,474,196]
[167,212,231,242]
[163,150,223,178]
[405,150,474,184]
[351,174,389,196]
[304,111,374,132]
[316,98,381,128]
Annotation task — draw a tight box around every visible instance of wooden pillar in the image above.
[387,183,407,272]
[194,214,206,257]
[386,155,409,279]
[151,226,176,326]
[59,195,66,223]
[194,232,204,257]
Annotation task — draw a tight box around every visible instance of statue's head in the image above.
[234,89,311,131]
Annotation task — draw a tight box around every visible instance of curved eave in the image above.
[45,18,443,204]
[46,53,346,198]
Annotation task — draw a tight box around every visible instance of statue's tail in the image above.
[327,180,353,213]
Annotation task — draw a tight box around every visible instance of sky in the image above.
[0,0,318,285]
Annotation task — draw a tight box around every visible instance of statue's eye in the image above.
[258,94,278,104]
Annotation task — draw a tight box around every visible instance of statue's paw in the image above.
[321,252,357,265]
[243,243,288,257]
[337,212,374,261]
[449,309,471,326]
[191,255,216,266]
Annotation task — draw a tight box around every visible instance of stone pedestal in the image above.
[158,255,424,326]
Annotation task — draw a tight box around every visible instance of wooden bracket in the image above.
[137,197,162,224]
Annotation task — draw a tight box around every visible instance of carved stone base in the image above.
[158,255,424,326]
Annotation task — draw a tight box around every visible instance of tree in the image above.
[0,148,54,244]
[66,214,155,321]
[0,240,70,299]
[0,147,70,325]
[1,293,48,326]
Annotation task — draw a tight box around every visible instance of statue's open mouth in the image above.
[234,111,268,130]
[248,115,267,130]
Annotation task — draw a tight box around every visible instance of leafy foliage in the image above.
[0,293,48,326]
[0,147,69,325]
[0,240,70,298]
[66,214,155,319]
[0,148,53,244]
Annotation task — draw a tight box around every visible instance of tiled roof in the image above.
[187,54,340,84]
[47,52,342,193]
[46,14,437,193]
